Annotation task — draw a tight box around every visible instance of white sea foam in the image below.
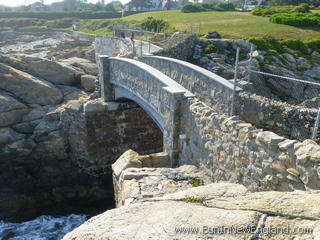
[0,214,87,240]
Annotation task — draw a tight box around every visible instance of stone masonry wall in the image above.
[61,99,163,177]
[154,34,198,61]
[179,98,320,192]
[139,55,318,142]
[237,92,317,142]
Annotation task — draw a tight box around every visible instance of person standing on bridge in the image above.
[130,31,135,48]
[130,31,135,43]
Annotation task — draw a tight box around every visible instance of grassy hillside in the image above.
[2,10,319,40]
[123,10,320,40]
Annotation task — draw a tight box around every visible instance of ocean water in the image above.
[0,214,87,240]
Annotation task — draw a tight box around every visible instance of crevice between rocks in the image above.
[141,197,320,221]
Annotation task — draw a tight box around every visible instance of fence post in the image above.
[248,43,254,82]
[140,39,143,56]
[231,47,240,116]
[148,39,151,54]
[311,106,320,140]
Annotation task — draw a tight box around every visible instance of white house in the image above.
[29,1,45,11]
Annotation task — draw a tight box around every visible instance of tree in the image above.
[105,3,117,12]
[111,1,124,10]
[127,0,152,10]
[62,0,88,11]
[93,2,104,10]
[63,0,78,10]
[179,0,191,6]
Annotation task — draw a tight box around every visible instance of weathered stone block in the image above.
[138,152,170,168]
[84,99,108,113]
[256,131,285,148]
[295,140,320,163]
[81,74,96,92]
[278,139,298,150]
[112,150,142,179]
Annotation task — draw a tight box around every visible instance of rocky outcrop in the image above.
[0,128,25,146]
[194,38,320,104]
[21,56,81,85]
[0,93,29,127]
[60,57,98,76]
[80,75,96,92]
[155,34,198,61]
[63,181,320,240]
[62,149,320,239]
[0,63,63,105]
[0,30,117,222]
[0,55,81,86]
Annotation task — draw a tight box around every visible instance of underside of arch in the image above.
[114,86,164,132]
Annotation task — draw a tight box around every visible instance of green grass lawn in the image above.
[2,10,319,40]
[123,10,320,40]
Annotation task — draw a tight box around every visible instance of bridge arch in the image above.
[114,88,164,132]
[99,56,194,166]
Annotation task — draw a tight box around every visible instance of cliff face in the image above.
[0,30,166,221]
[0,30,110,221]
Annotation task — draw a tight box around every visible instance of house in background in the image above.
[28,1,45,11]
[243,0,266,10]
[125,0,179,11]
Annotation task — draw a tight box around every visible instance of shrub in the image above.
[252,4,311,16]
[247,37,284,52]
[266,49,280,58]
[248,37,320,56]
[201,2,215,10]
[251,8,265,16]
[185,196,205,203]
[247,37,270,50]
[204,44,217,53]
[140,17,169,32]
[270,12,320,27]
[293,3,310,12]
[192,179,203,187]
[181,3,205,13]
[215,2,235,11]
[281,38,307,52]
[305,39,320,50]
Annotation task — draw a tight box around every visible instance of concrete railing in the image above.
[99,56,194,166]
[139,55,242,115]
[95,36,132,61]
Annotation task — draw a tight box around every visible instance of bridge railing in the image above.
[139,55,242,115]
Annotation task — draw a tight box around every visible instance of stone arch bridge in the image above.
[98,55,238,167]
[71,54,320,192]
